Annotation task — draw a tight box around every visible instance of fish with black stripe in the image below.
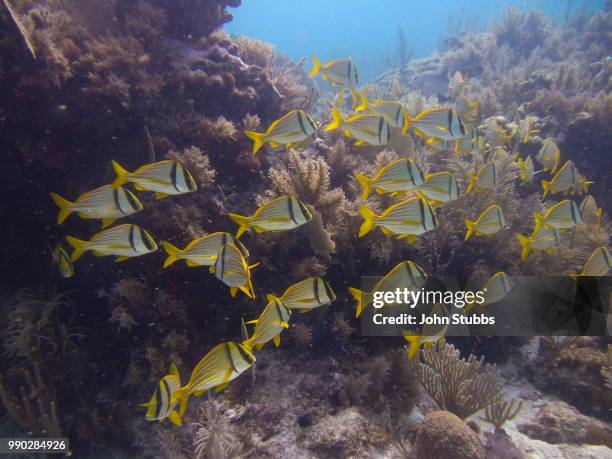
[211,242,258,299]
[355,158,425,200]
[161,232,249,268]
[417,171,459,206]
[244,110,318,155]
[464,205,506,241]
[359,196,438,244]
[348,261,427,317]
[464,272,513,313]
[51,244,74,278]
[140,363,184,427]
[112,160,197,199]
[65,223,158,262]
[242,298,292,350]
[50,184,143,228]
[267,277,336,311]
[173,342,255,414]
[533,199,583,233]
[355,89,410,132]
[466,162,497,193]
[408,107,467,141]
[326,105,391,146]
[228,195,312,239]
[309,56,359,88]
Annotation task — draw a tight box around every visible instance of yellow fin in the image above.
[273,335,281,347]
[155,192,169,200]
[111,160,129,187]
[161,241,181,268]
[215,382,230,393]
[115,256,129,262]
[65,235,87,262]
[168,410,182,427]
[228,213,251,239]
[101,218,115,229]
[358,206,377,237]
[244,130,266,155]
[49,192,73,225]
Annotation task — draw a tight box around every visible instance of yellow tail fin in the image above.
[355,88,368,111]
[541,180,551,198]
[266,293,280,302]
[348,287,365,318]
[65,235,87,262]
[402,111,411,135]
[464,218,476,241]
[111,160,129,187]
[533,212,544,234]
[517,234,531,261]
[465,174,476,193]
[358,206,377,237]
[308,55,321,78]
[49,192,73,225]
[244,130,266,155]
[161,241,182,268]
[402,333,421,359]
[228,213,252,238]
[355,173,372,200]
[325,105,344,131]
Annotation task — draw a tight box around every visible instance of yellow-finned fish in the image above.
[517,226,561,261]
[267,277,336,311]
[140,363,183,427]
[515,116,538,143]
[517,155,534,185]
[355,158,425,200]
[427,125,482,155]
[541,160,591,198]
[50,185,143,228]
[52,244,74,278]
[464,272,513,313]
[348,261,427,318]
[448,70,468,97]
[580,195,603,226]
[355,90,409,132]
[326,105,391,146]
[212,242,258,299]
[403,302,449,358]
[533,199,583,233]
[536,138,561,173]
[173,342,255,413]
[111,160,197,199]
[309,56,359,87]
[242,298,292,351]
[466,162,497,193]
[408,108,467,141]
[244,110,318,155]
[65,224,158,262]
[229,195,312,239]
[161,233,248,268]
[483,119,512,147]
[576,247,611,276]
[464,205,506,241]
[358,196,438,243]
[417,171,459,206]
[455,95,479,125]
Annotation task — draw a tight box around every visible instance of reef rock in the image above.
[519,400,612,448]
[415,411,486,459]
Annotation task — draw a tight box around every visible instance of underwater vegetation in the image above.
[0,0,611,457]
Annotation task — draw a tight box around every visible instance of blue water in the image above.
[225,0,605,82]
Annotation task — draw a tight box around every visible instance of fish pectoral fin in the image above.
[155,192,169,200]
[186,260,200,267]
[92,251,106,257]
[230,287,238,297]
[168,411,182,427]
[115,256,129,262]
[273,335,281,347]
[133,184,146,191]
[380,227,393,235]
[215,382,230,393]
[101,218,115,229]
[277,321,289,328]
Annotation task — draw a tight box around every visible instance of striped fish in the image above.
[50,184,143,228]
[65,224,158,262]
[326,105,391,146]
[242,299,292,350]
[454,95,479,125]
[483,119,512,147]
[409,108,467,141]
[140,363,183,427]
[541,160,585,198]
[348,261,427,317]
[580,195,603,226]
[466,162,497,193]
[212,242,257,299]
[517,155,534,185]
[577,247,611,276]
[359,197,438,243]
[536,138,561,173]
[355,90,409,132]
[309,56,359,87]
[112,160,197,199]
[161,232,249,268]
[517,226,561,260]
[268,277,336,311]
[355,158,425,200]
[417,171,459,206]
[464,205,506,240]
[52,244,74,278]
[244,109,317,155]
[229,195,312,238]
[533,199,583,233]
[464,272,513,313]
[175,342,255,401]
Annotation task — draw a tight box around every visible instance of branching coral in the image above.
[480,398,523,433]
[413,343,503,419]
